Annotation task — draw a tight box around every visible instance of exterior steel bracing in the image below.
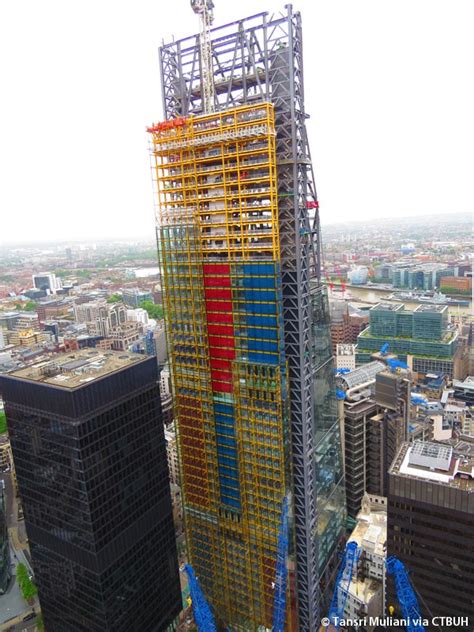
[155,5,346,631]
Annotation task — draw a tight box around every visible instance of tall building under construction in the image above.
[148,5,346,630]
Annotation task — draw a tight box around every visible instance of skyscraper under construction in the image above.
[148,4,346,630]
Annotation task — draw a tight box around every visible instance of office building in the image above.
[335,343,357,371]
[122,288,153,308]
[32,272,60,294]
[0,351,181,632]
[149,6,345,630]
[337,361,410,518]
[388,441,474,626]
[74,300,126,338]
[357,303,459,376]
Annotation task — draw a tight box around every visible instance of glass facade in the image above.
[357,304,457,367]
[310,286,346,571]
[0,356,181,632]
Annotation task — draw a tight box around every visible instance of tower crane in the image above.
[386,557,426,632]
[191,0,216,113]
[325,541,360,630]
[183,564,218,632]
[272,495,290,632]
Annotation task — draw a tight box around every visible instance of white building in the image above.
[126,308,149,326]
[343,494,387,631]
[336,344,357,370]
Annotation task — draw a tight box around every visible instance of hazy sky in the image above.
[1,0,473,243]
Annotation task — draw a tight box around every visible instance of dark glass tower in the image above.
[0,351,181,632]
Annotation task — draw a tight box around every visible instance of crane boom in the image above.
[272,495,289,632]
[191,0,216,112]
[326,541,360,630]
[184,564,218,632]
[386,557,426,632]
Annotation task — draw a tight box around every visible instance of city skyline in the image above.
[1,0,472,243]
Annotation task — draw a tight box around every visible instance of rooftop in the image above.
[414,304,448,314]
[7,350,144,390]
[391,441,474,490]
[370,302,403,312]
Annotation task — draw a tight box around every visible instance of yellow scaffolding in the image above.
[149,103,294,631]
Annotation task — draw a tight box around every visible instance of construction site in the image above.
[149,2,346,631]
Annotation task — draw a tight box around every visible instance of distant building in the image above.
[74,300,126,338]
[32,272,60,295]
[357,303,459,376]
[330,301,352,351]
[122,288,153,308]
[440,276,472,295]
[348,266,369,285]
[125,308,149,326]
[0,329,4,351]
[336,344,356,370]
[337,361,409,517]
[388,441,474,627]
[0,351,181,632]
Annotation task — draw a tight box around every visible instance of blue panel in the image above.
[215,423,235,436]
[247,327,278,340]
[246,315,277,327]
[222,497,240,509]
[218,465,238,479]
[248,339,278,353]
[214,413,233,425]
[218,455,238,467]
[216,435,237,448]
[243,289,275,302]
[244,302,277,315]
[214,403,234,415]
[242,276,276,289]
[220,485,240,498]
[248,352,279,365]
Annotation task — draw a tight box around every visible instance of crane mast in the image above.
[191,0,216,113]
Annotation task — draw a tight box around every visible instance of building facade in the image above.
[388,441,474,627]
[150,6,345,630]
[0,352,181,632]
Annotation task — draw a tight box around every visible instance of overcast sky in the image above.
[1,0,472,243]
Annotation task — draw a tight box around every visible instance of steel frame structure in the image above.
[157,5,346,630]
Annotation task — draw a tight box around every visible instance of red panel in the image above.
[208,336,235,348]
[211,369,232,382]
[205,300,233,312]
[206,311,233,324]
[204,288,232,300]
[210,358,231,370]
[203,264,231,275]
[212,380,233,393]
[209,346,235,359]
[203,275,231,287]
[207,324,234,336]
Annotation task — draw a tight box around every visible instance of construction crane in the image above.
[325,541,360,630]
[191,0,215,113]
[272,495,289,632]
[387,358,409,373]
[386,557,426,632]
[184,564,218,632]
[184,496,290,632]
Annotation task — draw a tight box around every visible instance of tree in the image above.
[140,301,164,320]
[24,301,37,312]
[107,294,122,304]
[0,412,7,435]
[16,563,38,602]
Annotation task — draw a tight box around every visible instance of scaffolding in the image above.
[149,103,292,631]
